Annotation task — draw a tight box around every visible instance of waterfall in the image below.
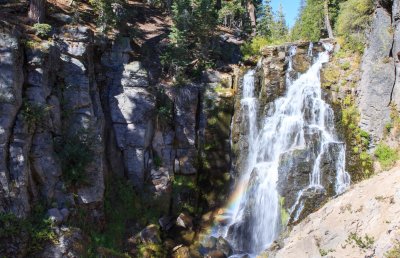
[219,44,350,256]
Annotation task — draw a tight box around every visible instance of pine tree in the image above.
[256,0,273,37]
[290,0,324,41]
[271,4,288,41]
[162,0,218,77]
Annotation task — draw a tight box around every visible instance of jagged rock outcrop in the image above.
[0,26,26,217]
[358,3,396,142]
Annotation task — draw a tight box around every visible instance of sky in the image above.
[270,0,300,28]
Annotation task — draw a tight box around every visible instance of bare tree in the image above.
[29,0,46,23]
[324,0,334,38]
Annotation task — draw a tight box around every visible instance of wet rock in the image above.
[176,212,193,229]
[216,236,233,257]
[292,53,311,73]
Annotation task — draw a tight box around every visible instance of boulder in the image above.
[176,213,194,229]
[48,208,64,224]
[140,224,161,244]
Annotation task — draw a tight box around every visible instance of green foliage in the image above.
[335,0,374,52]
[137,242,167,258]
[218,0,246,28]
[240,36,287,59]
[241,36,269,59]
[89,0,123,30]
[291,0,324,41]
[375,143,399,170]
[80,178,169,257]
[319,248,335,256]
[153,156,162,169]
[346,232,374,249]
[162,0,217,78]
[385,241,400,258]
[83,179,137,257]
[33,23,52,38]
[55,132,94,187]
[0,213,27,238]
[21,101,51,130]
[28,205,58,254]
[340,61,351,70]
[172,175,197,213]
[0,205,57,255]
[256,0,273,37]
[279,196,289,226]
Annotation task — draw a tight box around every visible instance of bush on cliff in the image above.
[335,0,374,52]
[375,143,399,170]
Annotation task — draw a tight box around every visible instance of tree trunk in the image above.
[324,0,334,38]
[247,0,256,36]
[215,0,221,11]
[29,0,45,23]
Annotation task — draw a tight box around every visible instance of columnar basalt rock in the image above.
[0,26,25,217]
[102,37,156,188]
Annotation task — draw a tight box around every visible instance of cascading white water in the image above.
[219,44,350,256]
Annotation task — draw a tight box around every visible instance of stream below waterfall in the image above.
[214,43,351,257]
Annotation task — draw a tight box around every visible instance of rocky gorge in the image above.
[1,0,400,257]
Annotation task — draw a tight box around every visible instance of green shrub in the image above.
[340,61,351,70]
[336,0,374,53]
[153,156,162,169]
[375,143,398,170]
[0,205,57,255]
[385,241,400,258]
[33,23,52,38]
[55,132,94,187]
[346,232,374,249]
[89,0,123,29]
[21,102,51,130]
[241,36,289,60]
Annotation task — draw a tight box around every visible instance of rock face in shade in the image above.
[0,26,25,217]
[357,6,395,142]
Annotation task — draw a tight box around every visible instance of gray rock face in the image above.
[357,6,395,141]
[41,227,86,258]
[58,25,105,205]
[103,37,155,188]
[0,27,24,216]
[173,85,200,175]
[391,1,400,112]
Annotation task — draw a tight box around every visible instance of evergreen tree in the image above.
[270,4,288,41]
[162,0,218,77]
[290,0,324,41]
[256,0,273,37]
